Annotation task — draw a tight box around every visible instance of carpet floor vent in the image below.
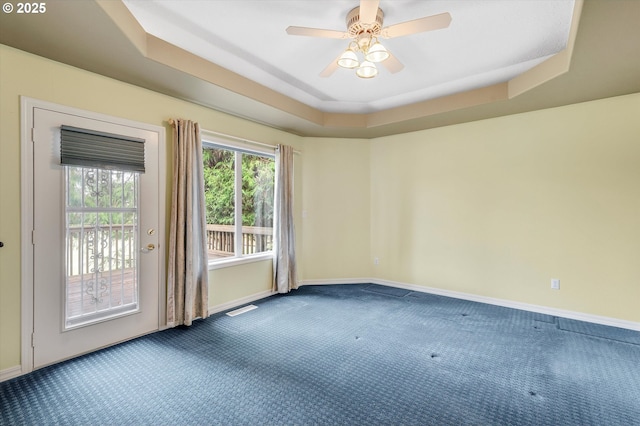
[226,304,258,317]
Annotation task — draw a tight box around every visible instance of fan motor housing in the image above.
[346,6,384,37]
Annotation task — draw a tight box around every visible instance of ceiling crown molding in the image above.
[96,0,582,130]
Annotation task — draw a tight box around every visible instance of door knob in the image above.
[141,243,155,252]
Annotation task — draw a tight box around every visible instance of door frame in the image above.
[20,97,167,374]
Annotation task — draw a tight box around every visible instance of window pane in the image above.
[241,153,275,255]
[203,147,236,260]
[65,166,139,329]
[202,143,275,262]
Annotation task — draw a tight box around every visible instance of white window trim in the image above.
[234,151,243,257]
[201,131,276,269]
[200,129,276,156]
[208,252,273,270]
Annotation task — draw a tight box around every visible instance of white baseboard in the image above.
[299,278,370,286]
[299,278,640,332]
[208,289,276,316]
[0,365,23,383]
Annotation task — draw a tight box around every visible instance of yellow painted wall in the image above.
[0,45,301,371]
[300,137,371,281]
[371,93,640,322]
[2,42,639,375]
[209,260,273,307]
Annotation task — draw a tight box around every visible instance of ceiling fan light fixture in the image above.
[288,4,454,79]
[337,49,359,69]
[356,61,378,79]
[365,41,389,62]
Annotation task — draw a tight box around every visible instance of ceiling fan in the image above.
[286,0,452,79]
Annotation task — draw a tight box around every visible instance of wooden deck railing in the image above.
[67,224,273,276]
[206,224,273,257]
[67,225,136,277]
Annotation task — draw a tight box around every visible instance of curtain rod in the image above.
[168,119,300,154]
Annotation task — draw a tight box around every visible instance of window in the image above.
[202,142,275,264]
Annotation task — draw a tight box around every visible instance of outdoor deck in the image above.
[66,249,232,318]
[66,224,271,320]
[67,270,137,318]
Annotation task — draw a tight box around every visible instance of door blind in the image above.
[60,125,146,172]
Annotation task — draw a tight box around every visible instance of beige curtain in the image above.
[167,119,209,326]
[273,144,298,293]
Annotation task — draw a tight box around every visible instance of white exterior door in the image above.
[31,105,163,368]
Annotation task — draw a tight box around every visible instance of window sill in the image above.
[208,252,273,270]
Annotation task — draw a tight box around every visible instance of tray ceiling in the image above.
[122,0,574,114]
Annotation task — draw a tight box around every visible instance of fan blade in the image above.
[320,54,341,77]
[359,0,380,24]
[381,52,404,74]
[286,26,349,39]
[381,12,452,38]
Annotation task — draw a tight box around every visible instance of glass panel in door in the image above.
[65,167,140,329]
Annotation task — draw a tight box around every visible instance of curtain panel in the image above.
[167,118,209,326]
[273,144,298,293]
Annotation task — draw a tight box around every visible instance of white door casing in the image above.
[21,98,166,371]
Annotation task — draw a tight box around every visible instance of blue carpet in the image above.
[1,284,639,425]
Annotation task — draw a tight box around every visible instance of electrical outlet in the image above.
[374,257,379,265]
[551,278,560,290]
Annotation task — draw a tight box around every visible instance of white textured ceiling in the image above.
[122,0,575,114]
